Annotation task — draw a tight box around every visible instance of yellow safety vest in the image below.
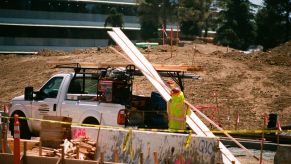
[168,91,189,130]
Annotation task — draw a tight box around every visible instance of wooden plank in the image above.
[153,151,158,164]
[108,28,241,164]
[186,115,207,136]
[153,64,202,72]
[7,138,38,152]
[112,28,166,88]
[108,31,171,101]
[109,48,199,73]
[48,61,201,72]
[140,152,143,164]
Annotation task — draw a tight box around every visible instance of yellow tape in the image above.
[123,129,132,152]
[1,115,290,134]
[184,132,192,149]
[211,129,291,134]
[130,140,133,160]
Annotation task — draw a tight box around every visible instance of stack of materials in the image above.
[32,137,97,160]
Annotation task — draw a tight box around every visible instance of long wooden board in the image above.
[112,28,168,93]
[108,28,241,164]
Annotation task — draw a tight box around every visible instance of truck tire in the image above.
[9,112,31,139]
[82,117,100,125]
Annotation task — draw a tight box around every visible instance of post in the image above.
[13,114,20,164]
[76,143,80,159]
[170,27,173,58]
[214,92,221,126]
[95,114,103,160]
[277,132,280,148]
[176,23,179,46]
[1,104,8,153]
[100,152,104,164]
[39,140,42,156]
[162,25,165,45]
[140,152,144,164]
[260,114,267,164]
[235,112,239,130]
[276,115,281,148]
[179,153,184,164]
[153,151,158,164]
[192,45,196,65]
[23,141,27,164]
[114,149,119,163]
[61,146,64,164]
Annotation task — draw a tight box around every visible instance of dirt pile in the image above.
[0,41,290,131]
[249,41,291,67]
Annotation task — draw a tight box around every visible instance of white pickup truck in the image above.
[8,66,129,139]
[8,64,196,139]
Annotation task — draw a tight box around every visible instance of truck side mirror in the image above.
[24,86,34,101]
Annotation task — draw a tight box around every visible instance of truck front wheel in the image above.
[9,112,31,139]
[82,117,100,126]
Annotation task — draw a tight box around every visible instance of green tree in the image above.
[214,0,256,50]
[137,0,177,40]
[104,8,124,45]
[178,0,213,37]
[104,8,124,28]
[256,0,290,50]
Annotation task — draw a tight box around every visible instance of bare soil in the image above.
[0,41,290,132]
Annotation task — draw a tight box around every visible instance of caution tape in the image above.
[1,115,291,134]
[130,140,133,161]
[211,129,291,134]
[0,115,192,133]
[184,132,192,149]
[123,128,132,152]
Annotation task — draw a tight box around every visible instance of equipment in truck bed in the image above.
[51,62,200,93]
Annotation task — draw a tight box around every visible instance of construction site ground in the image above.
[0,40,290,163]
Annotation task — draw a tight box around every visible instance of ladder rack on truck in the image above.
[51,62,200,129]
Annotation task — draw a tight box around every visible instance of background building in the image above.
[0,0,140,53]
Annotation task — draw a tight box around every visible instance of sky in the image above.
[250,0,263,6]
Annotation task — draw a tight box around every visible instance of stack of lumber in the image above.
[29,137,97,160]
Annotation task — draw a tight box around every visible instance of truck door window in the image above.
[40,77,63,99]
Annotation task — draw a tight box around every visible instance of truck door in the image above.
[30,76,64,133]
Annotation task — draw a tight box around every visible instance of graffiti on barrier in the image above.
[72,128,86,139]
[175,159,191,164]
[198,139,214,155]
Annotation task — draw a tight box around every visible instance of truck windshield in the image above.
[40,76,63,98]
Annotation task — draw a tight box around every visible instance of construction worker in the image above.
[168,87,190,130]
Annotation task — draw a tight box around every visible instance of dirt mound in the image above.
[37,49,68,56]
[0,42,290,131]
[252,41,291,66]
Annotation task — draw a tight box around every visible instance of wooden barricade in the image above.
[40,116,72,148]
